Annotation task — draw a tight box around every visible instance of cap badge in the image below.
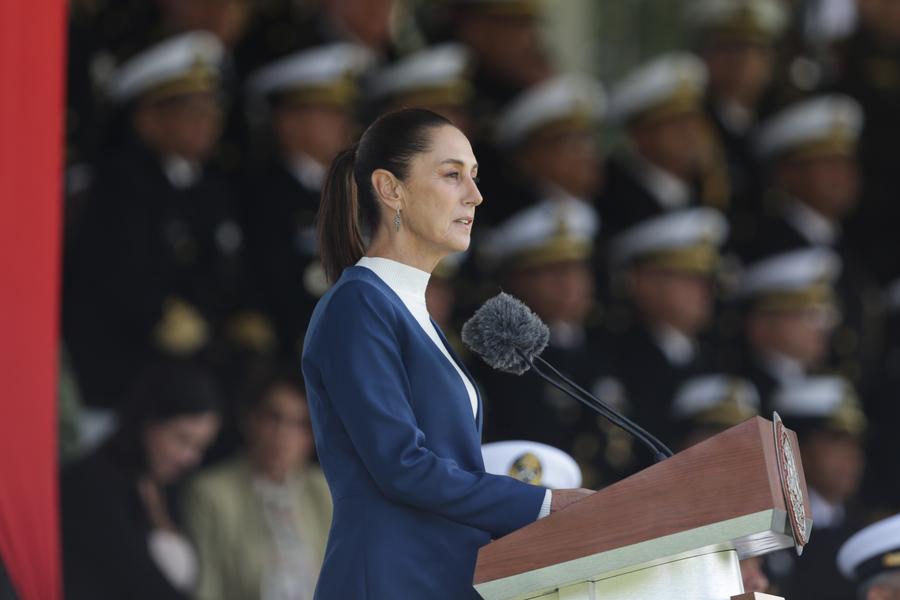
[508,452,543,485]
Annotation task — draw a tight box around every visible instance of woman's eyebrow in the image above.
[439,158,478,170]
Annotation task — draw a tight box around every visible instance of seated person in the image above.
[184,368,331,600]
[61,361,222,600]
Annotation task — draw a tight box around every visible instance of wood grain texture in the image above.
[474,417,809,585]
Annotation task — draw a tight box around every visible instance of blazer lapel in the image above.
[431,318,482,435]
[347,268,482,434]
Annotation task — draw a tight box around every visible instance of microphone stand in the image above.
[517,350,672,462]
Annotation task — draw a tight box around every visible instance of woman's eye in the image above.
[473,174,481,184]
[446,172,460,180]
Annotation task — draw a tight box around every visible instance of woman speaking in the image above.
[302,109,592,599]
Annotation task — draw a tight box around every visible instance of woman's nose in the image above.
[467,177,483,206]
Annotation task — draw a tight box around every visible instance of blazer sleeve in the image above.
[303,281,546,539]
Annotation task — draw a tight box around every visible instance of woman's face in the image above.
[143,412,220,484]
[399,125,483,258]
[246,385,314,480]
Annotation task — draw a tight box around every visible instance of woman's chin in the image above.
[448,236,471,253]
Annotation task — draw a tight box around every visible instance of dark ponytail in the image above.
[317,108,453,282]
[318,147,364,283]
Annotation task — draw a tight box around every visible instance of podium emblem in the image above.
[773,412,810,554]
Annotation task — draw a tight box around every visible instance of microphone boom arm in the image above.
[533,355,673,459]
[517,349,673,462]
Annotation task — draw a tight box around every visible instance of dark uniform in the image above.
[241,43,371,357]
[241,161,324,359]
[733,349,785,417]
[730,246,844,414]
[233,0,415,80]
[738,206,881,383]
[860,279,900,514]
[602,53,725,239]
[473,198,622,488]
[837,514,900,597]
[601,323,711,448]
[597,154,704,238]
[836,27,900,284]
[774,516,863,600]
[685,0,789,246]
[601,207,729,446]
[767,376,867,600]
[704,99,766,248]
[64,143,247,406]
[477,339,624,489]
[743,94,881,384]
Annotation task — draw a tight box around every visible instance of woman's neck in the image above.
[365,226,444,273]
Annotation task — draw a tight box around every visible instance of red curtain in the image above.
[0,0,66,598]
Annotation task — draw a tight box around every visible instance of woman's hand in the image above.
[550,488,594,514]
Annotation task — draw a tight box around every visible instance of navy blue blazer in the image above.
[302,266,546,599]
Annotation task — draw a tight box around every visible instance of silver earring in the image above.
[394,208,401,232]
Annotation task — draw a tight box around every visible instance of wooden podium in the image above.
[473,416,812,600]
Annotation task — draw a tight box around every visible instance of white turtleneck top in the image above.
[356,256,553,518]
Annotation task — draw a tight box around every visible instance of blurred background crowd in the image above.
[47,0,900,598]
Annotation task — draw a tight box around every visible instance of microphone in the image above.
[462,293,673,462]
[459,292,550,375]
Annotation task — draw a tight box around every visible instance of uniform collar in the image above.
[714,99,754,135]
[628,153,692,210]
[783,198,840,246]
[162,155,202,189]
[287,154,327,191]
[809,487,846,529]
[758,349,806,384]
[652,325,696,366]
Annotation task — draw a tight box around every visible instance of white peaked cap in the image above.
[738,247,841,298]
[368,43,471,100]
[771,375,852,418]
[672,375,760,420]
[685,0,789,38]
[607,52,707,124]
[495,74,605,147]
[609,207,728,266]
[838,514,900,580]
[108,31,224,102]
[755,94,863,159]
[247,43,375,98]
[479,198,599,267]
[482,440,582,489]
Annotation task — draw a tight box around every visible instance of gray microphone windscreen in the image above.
[461,292,549,375]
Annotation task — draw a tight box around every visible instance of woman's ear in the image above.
[371,169,404,211]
